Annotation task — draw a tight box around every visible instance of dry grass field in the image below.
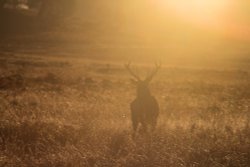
[0,45,250,167]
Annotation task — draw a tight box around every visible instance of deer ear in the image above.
[130,78,138,85]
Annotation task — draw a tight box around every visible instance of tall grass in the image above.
[0,56,250,166]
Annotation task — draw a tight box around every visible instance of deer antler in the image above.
[125,62,141,81]
[145,62,161,82]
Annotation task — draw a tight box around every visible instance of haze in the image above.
[75,0,250,61]
[1,1,250,166]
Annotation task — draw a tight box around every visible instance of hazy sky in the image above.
[78,0,250,40]
[76,1,250,58]
[160,0,250,40]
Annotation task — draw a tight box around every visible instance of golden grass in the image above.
[0,51,250,167]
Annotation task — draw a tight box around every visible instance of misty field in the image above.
[0,50,250,167]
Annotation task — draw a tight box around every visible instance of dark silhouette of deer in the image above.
[125,63,160,133]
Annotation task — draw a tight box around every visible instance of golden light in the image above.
[152,0,250,40]
[157,0,232,29]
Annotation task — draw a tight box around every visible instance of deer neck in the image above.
[137,91,152,100]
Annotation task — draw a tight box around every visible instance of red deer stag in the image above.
[125,63,160,133]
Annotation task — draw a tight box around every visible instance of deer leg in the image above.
[131,117,139,140]
[131,115,139,132]
[141,121,148,134]
[151,117,157,132]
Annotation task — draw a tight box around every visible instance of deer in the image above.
[125,62,160,134]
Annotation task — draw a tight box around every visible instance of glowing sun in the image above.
[157,0,232,28]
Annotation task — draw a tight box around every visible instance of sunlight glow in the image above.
[154,0,250,40]
[158,0,232,27]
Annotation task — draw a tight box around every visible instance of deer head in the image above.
[125,62,160,98]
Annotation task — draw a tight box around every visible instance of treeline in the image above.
[0,0,76,20]
[0,0,77,34]
[0,0,149,34]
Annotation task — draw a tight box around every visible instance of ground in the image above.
[0,39,250,166]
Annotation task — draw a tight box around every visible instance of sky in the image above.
[76,0,250,58]
[157,0,250,40]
